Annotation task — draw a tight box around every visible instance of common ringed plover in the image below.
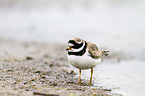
[66,37,109,83]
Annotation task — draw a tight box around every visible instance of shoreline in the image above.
[0,39,121,96]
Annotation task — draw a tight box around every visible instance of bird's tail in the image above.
[101,50,109,56]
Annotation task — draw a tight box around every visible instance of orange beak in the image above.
[66,47,71,50]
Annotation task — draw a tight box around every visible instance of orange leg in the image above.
[78,69,81,83]
[89,68,93,83]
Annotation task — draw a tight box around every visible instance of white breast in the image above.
[67,50,101,70]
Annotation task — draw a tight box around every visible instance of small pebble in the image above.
[25,89,30,91]
[26,56,33,60]
[31,78,35,81]
[35,71,41,73]
[49,64,53,67]
[41,76,46,79]
[102,89,111,91]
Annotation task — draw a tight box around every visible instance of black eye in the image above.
[75,44,79,47]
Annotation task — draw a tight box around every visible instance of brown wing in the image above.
[87,42,102,59]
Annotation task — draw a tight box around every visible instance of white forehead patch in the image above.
[68,43,74,46]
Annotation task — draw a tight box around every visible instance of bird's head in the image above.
[66,37,84,52]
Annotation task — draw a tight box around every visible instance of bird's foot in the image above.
[77,80,81,83]
[88,81,92,84]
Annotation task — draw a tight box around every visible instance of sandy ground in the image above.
[0,39,122,96]
[0,1,145,96]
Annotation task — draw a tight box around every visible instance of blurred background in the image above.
[0,0,145,45]
[0,0,145,57]
[0,0,145,96]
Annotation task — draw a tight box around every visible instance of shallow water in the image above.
[0,0,145,95]
[96,60,145,96]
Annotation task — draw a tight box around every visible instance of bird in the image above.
[66,37,109,83]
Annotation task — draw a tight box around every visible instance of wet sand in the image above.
[0,39,121,96]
